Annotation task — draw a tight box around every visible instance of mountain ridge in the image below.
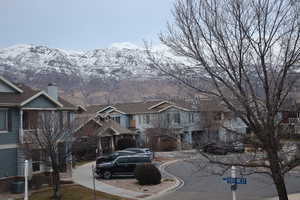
[0,44,186,105]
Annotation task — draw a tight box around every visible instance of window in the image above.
[138,115,142,124]
[0,109,8,131]
[143,114,150,124]
[174,113,181,124]
[112,116,121,124]
[117,157,129,163]
[146,114,150,124]
[32,150,41,172]
[189,113,194,123]
[214,112,222,120]
[166,113,170,124]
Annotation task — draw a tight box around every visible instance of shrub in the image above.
[30,174,45,189]
[117,138,136,150]
[134,164,161,185]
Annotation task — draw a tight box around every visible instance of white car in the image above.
[124,148,154,160]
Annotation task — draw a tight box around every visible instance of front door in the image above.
[101,137,112,154]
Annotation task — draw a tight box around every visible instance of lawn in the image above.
[27,185,129,200]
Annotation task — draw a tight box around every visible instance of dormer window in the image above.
[0,109,8,132]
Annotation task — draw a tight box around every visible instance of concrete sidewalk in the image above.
[265,193,300,200]
[72,162,149,199]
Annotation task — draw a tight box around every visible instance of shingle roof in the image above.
[0,82,76,110]
[100,120,135,135]
[197,99,227,112]
[86,100,194,115]
[0,84,39,106]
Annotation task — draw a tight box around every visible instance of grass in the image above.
[27,185,130,200]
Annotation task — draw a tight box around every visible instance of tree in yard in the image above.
[23,111,74,200]
[145,113,180,151]
[146,0,300,199]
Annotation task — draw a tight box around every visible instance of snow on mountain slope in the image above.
[0,44,160,81]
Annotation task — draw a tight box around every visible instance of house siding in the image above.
[0,108,19,145]
[0,81,15,93]
[23,95,58,108]
[0,148,17,178]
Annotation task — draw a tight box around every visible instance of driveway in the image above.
[72,162,146,199]
[151,159,300,200]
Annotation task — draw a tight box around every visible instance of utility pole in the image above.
[231,166,237,200]
[24,160,28,200]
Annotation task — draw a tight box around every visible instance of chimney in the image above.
[47,83,58,100]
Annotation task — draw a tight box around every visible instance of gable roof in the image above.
[86,100,194,115]
[0,76,23,93]
[20,91,63,107]
[0,81,76,110]
[99,120,135,135]
[75,115,134,137]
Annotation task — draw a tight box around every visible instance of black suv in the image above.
[202,143,228,155]
[96,155,151,179]
[96,150,136,165]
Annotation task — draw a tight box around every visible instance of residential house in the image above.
[74,114,136,155]
[194,99,248,144]
[0,76,77,180]
[280,102,300,136]
[85,100,202,150]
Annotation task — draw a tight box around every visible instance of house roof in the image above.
[75,115,134,137]
[99,120,135,135]
[0,79,76,110]
[197,99,228,112]
[86,100,194,115]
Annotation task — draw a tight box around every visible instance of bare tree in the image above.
[23,111,74,200]
[146,0,300,199]
[145,113,181,151]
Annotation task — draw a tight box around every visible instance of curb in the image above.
[144,159,184,200]
[73,162,145,200]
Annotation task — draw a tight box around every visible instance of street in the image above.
[152,159,300,200]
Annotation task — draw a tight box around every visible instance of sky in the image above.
[0,0,175,50]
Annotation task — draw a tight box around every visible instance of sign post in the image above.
[92,165,96,200]
[24,160,28,200]
[231,166,237,200]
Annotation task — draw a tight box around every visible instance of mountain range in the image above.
[0,44,187,105]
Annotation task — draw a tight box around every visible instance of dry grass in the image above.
[27,184,129,200]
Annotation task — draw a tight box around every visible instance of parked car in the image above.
[202,143,228,155]
[96,150,137,165]
[123,148,154,159]
[96,155,151,179]
[231,142,245,153]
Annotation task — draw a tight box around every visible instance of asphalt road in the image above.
[153,159,300,200]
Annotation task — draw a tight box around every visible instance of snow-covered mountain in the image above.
[0,44,159,83]
[0,44,185,104]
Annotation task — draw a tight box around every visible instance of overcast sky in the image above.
[0,0,174,50]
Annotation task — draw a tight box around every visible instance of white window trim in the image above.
[0,108,8,133]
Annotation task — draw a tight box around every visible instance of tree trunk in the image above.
[52,170,61,200]
[269,151,289,200]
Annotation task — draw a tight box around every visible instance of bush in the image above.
[134,164,161,185]
[116,138,136,150]
[30,174,45,189]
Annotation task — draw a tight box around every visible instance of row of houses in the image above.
[74,98,251,154]
[1,75,300,181]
